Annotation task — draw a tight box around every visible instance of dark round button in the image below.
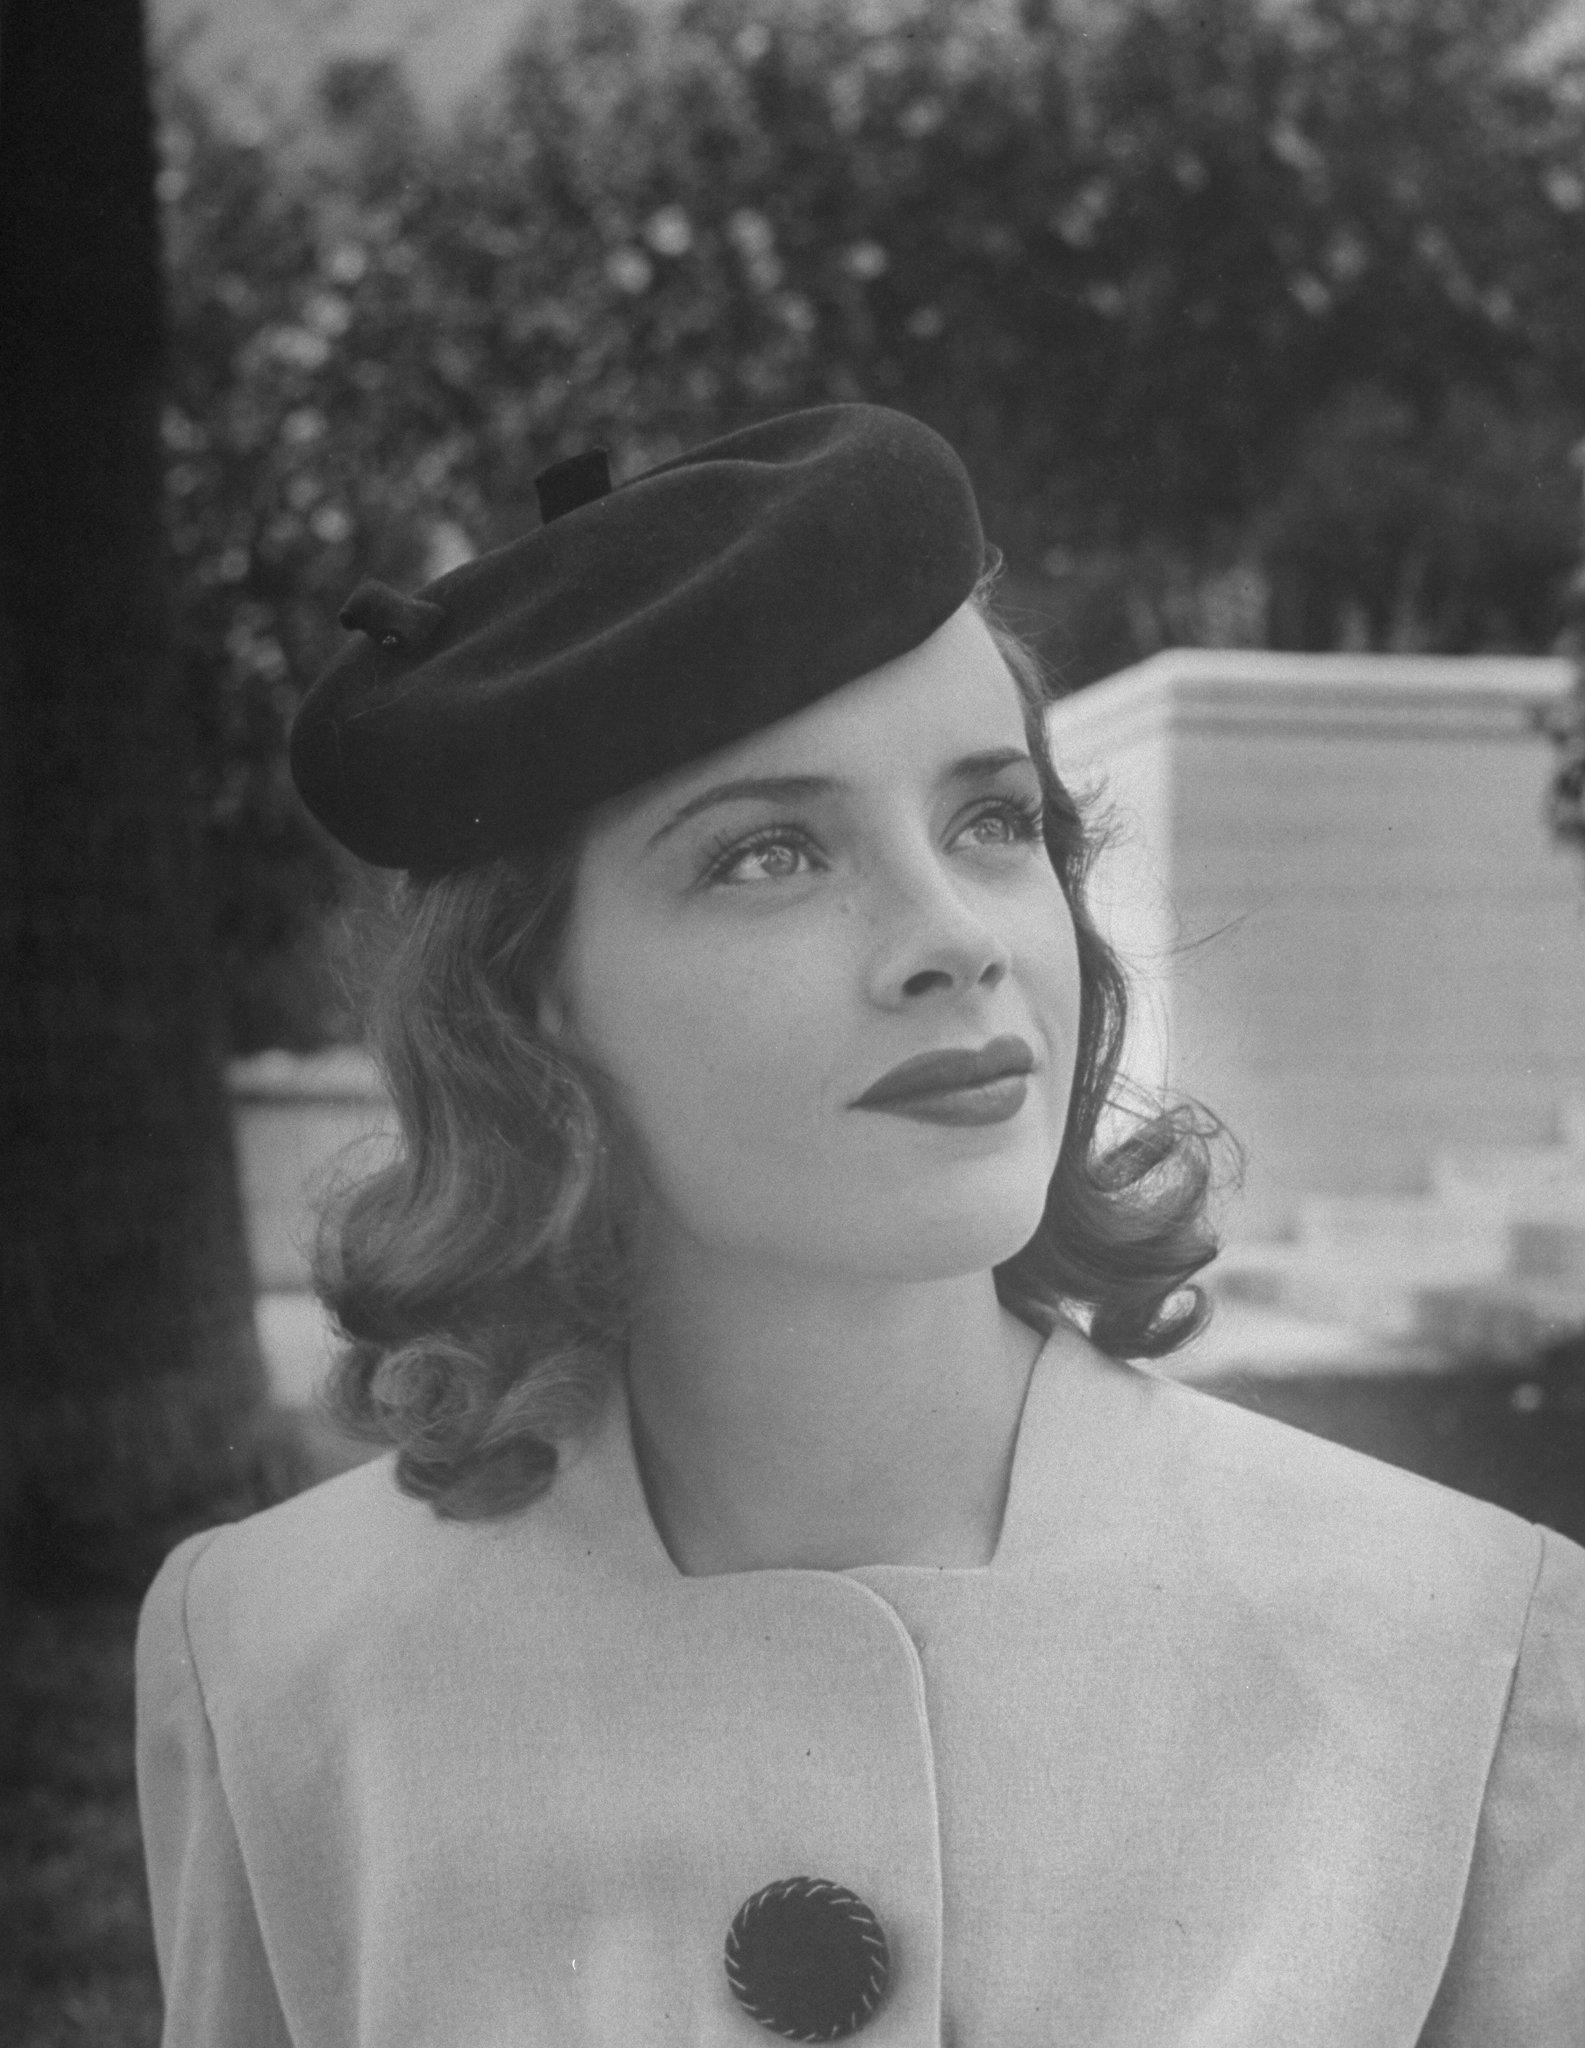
[724,1876,890,2041]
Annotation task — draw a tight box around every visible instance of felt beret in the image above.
[288,404,988,873]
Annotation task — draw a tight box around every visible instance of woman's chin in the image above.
[836,1181,1051,1284]
[812,1143,1054,1275]
[651,1147,1058,1287]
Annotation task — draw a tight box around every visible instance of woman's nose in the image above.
[862,862,1012,1009]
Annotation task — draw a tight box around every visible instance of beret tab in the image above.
[338,579,445,651]
[292,405,987,871]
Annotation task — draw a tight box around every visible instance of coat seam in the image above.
[835,1572,948,2036]
[175,1524,303,2048]
[175,1525,230,1756]
[1418,1518,1548,2039]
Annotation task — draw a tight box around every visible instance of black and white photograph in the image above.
[3,0,1585,2041]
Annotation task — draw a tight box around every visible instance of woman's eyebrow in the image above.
[947,747,1037,783]
[646,774,836,848]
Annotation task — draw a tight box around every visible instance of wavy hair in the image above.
[319,597,1223,1518]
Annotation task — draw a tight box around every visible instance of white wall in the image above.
[1047,651,1585,1237]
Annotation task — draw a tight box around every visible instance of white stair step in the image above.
[1168,1296,1436,1382]
[1277,1263,1428,1339]
[1295,1196,1509,1274]
[1214,1247,1432,1338]
[1211,1220,1585,1361]
[1430,1140,1585,1212]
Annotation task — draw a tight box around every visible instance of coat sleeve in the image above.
[136,1530,296,2048]
[1418,1524,1585,2048]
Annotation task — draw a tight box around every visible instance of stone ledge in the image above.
[1048,648,1574,755]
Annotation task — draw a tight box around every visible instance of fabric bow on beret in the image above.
[288,404,988,873]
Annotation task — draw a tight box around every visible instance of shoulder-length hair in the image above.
[319,593,1223,1519]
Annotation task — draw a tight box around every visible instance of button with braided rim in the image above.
[724,1876,890,2040]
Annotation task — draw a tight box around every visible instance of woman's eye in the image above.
[704,829,820,885]
[957,797,1045,850]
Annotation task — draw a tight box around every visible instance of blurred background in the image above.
[4,0,1585,2038]
[153,0,1585,1054]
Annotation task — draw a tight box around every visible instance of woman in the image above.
[138,406,1585,2046]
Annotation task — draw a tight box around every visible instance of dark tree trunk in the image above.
[0,0,272,1590]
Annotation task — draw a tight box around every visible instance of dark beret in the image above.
[288,404,988,873]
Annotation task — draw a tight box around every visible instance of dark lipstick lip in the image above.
[851,1035,1037,1110]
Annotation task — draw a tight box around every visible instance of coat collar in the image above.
[549,1323,1143,1583]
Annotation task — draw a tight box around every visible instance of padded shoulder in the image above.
[1020,1343,1552,1679]
[1153,1367,1548,1661]
[172,1454,485,1709]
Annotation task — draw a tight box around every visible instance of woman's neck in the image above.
[623,1244,1044,1576]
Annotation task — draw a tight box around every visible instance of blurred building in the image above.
[1049,650,1585,1372]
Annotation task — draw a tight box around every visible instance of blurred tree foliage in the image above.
[156,0,1585,1047]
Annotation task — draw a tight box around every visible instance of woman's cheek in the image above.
[608,934,821,1160]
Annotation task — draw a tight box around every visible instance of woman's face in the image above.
[552,602,1082,1284]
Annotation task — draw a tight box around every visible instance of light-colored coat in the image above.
[137,1333,1585,2046]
